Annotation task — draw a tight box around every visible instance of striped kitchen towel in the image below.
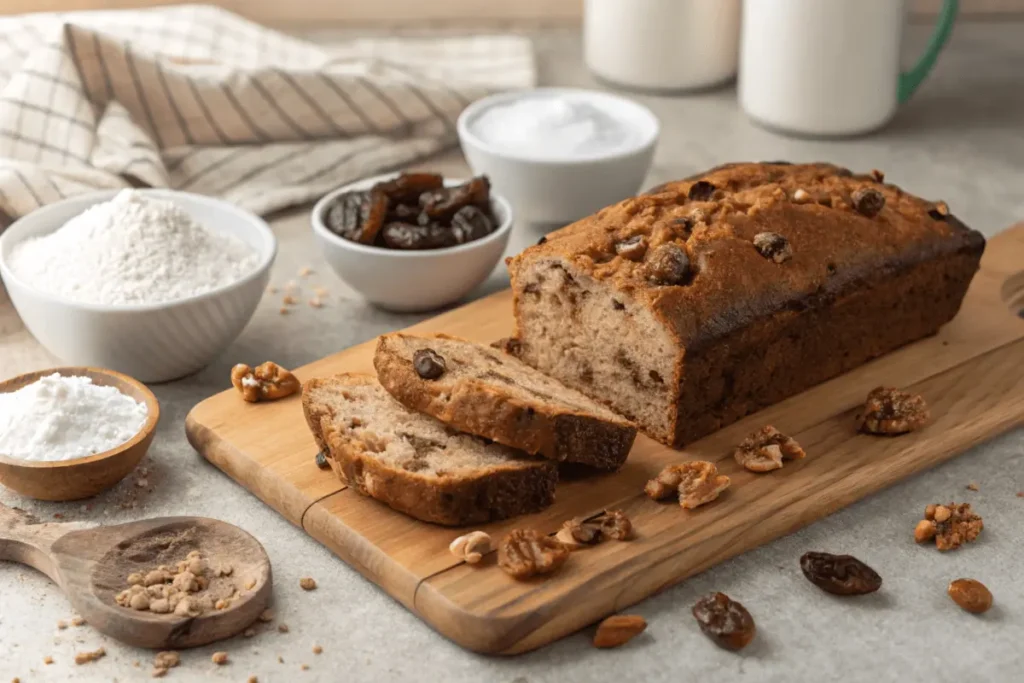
[0,4,535,227]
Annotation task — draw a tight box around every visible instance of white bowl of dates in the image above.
[457,88,659,227]
[311,172,512,312]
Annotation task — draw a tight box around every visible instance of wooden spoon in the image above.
[0,504,272,649]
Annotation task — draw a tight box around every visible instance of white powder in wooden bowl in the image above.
[8,189,259,305]
[0,374,147,462]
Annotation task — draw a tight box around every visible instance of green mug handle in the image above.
[898,0,959,103]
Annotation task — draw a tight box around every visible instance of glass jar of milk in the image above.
[584,0,741,92]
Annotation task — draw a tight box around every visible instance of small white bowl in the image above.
[311,173,513,313]
[457,87,659,226]
[0,190,276,383]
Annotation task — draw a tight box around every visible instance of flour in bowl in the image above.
[9,189,260,305]
[0,373,148,462]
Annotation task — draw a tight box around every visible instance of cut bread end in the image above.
[302,373,557,526]
[374,332,637,470]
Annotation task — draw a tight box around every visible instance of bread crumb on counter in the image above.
[74,647,106,665]
[278,623,290,633]
[212,651,229,665]
[299,577,317,591]
[312,644,322,655]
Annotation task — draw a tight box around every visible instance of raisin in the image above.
[852,187,886,217]
[691,592,756,651]
[687,180,716,201]
[413,348,446,380]
[373,172,444,204]
[315,451,330,469]
[799,552,882,595]
[752,232,792,263]
[325,190,388,244]
[614,235,647,261]
[382,222,456,250]
[450,205,494,244]
[420,176,491,222]
[644,243,690,285]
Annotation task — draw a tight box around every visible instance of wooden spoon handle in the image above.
[0,503,82,583]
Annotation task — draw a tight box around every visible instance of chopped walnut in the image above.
[449,530,492,564]
[858,387,929,435]
[231,362,301,403]
[645,461,731,509]
[915,503,983,551]
[752,232,792,263]
[596,509,633,541]
[498,529,570,579]
[615,235,648,262]
[733,425,806,473]
[556,519,602,549]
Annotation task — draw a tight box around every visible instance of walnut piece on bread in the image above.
[231,362,300,402]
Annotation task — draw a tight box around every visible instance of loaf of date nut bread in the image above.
[506,162,985,447]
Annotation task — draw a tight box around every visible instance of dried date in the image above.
[450,205,494,243]
[381,222,456,250]
[799,552,882,595]
[325,190,388,245]
[373,172,443,204]
[419,176,491,222]
[691,592,756,651]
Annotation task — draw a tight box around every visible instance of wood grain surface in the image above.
[186,224,1024,654]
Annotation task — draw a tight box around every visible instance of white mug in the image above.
[738,0,959,136]
[584,0,741,92]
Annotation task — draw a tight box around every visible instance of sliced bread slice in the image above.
[374,333,637,470]
[302,373,557,526]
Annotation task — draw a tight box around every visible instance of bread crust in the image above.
[374,333,636,470]
[508,162,986,446]
[302,375,557,526]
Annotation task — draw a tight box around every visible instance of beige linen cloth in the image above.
[0,4,535,227]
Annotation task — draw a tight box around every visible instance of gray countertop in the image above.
[2,21,1023,683]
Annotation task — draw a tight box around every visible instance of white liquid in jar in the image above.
[470,96,642,160]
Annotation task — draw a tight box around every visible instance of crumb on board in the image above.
[279,307,289,315]
[308,297,323,308]
[243,627,257,638]
[258,609,274,623]
[966,482,979,491]
[74,647,106,665]
[43,656,53,665]
[266,285,278,294]
[212,652,229,665]
[299,266,314,277]
[71,616,86,627]
[282,295,298,306]
[278,623,290,633]
[248,677,259,683]
[57,621,67,630]
[312,644,322,655]
[278,655,284,664]
[299,577,317,591]
[301,664,310,671]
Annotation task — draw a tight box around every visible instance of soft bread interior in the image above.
[513,257,677,439]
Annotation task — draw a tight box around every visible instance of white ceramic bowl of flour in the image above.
[0,190,276,383]
[457,88,659,227]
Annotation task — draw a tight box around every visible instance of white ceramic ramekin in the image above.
[311,173,513,313]
[0,189,276,383]
[457,87,659,227]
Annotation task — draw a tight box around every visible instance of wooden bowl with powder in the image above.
[0,367,159,501]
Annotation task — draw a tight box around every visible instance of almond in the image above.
[593,614,647,649]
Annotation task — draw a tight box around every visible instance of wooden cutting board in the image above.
[186,224,1024,655]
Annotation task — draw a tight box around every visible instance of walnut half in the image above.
[645,461,731,509]
[858,386,929,435]
[498,529,570,579]
[231,362,301,402]
[733,425,806,473]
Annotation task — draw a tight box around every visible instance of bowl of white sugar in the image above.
[0,367,159,501]
[0,189,276,382]
[457,88,659,227]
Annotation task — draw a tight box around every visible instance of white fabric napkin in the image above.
[0,4,535,227]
